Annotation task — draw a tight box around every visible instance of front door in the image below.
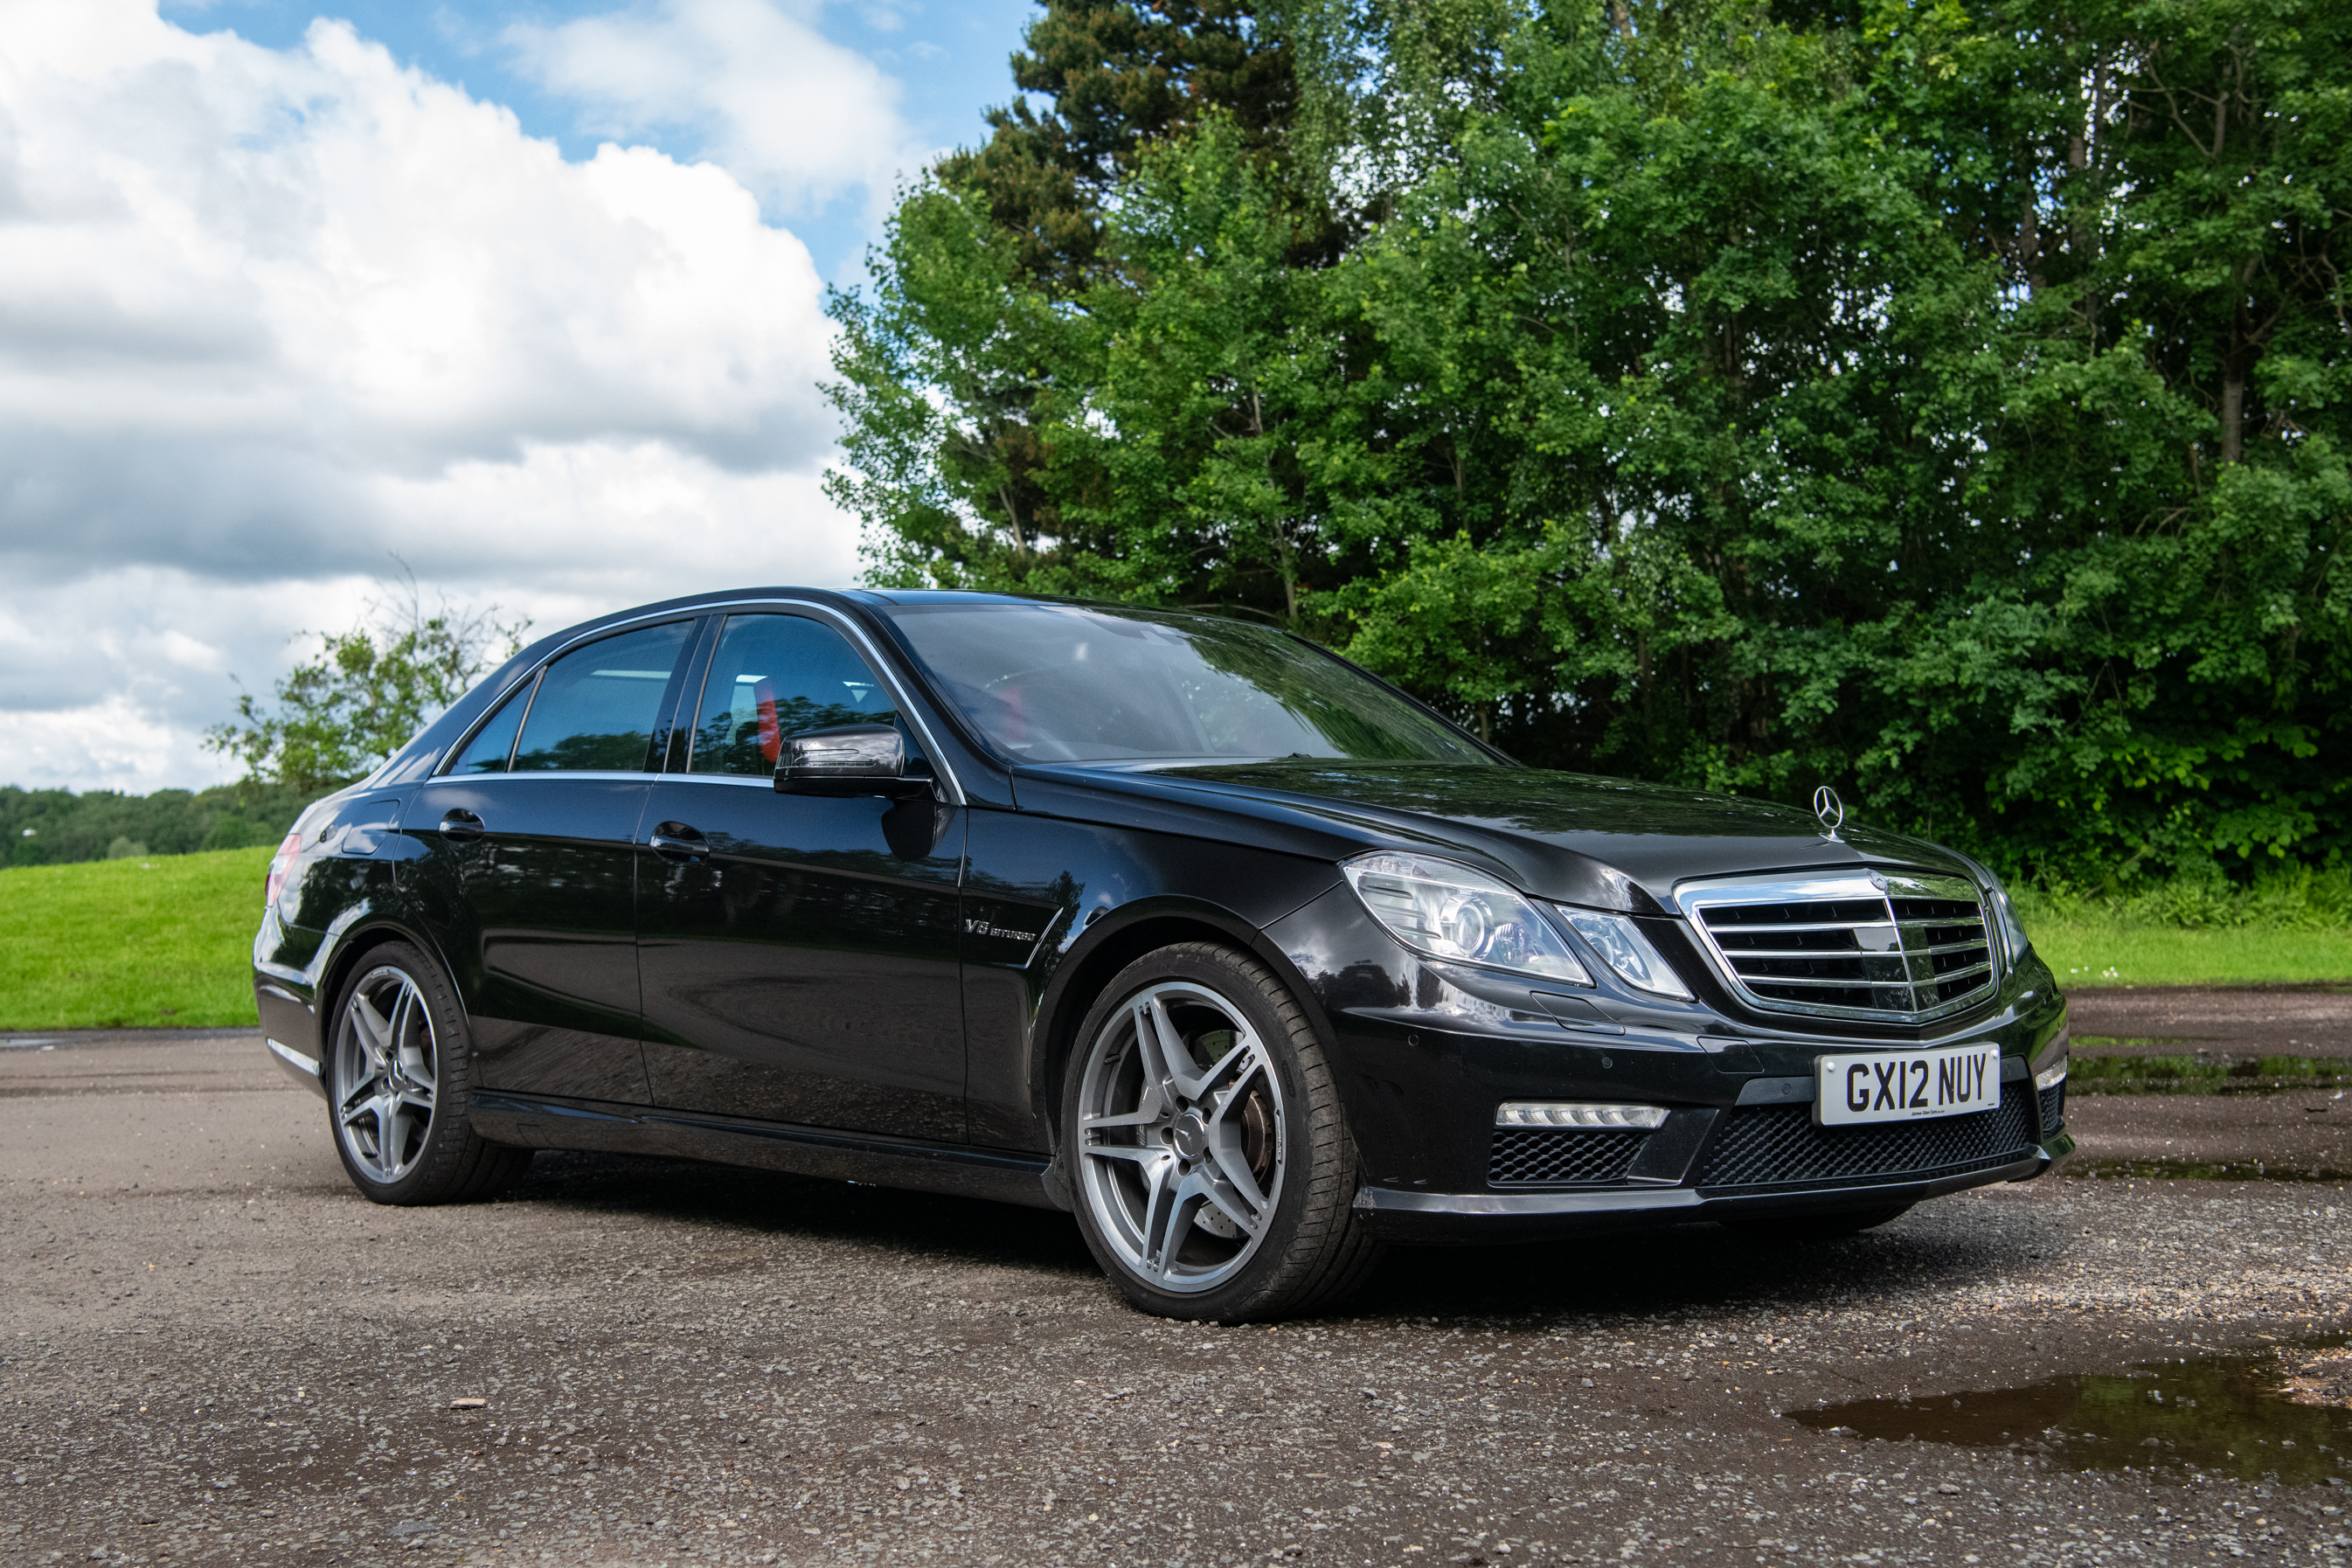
[402,617,697,1103]
[635,610,968,1141]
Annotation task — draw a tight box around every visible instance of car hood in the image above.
[1015,760,1977,913]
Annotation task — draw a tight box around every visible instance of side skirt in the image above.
[469,1093,1064,1211]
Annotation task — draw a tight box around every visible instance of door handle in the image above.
[440,809,485,841]
[649,822,709,863]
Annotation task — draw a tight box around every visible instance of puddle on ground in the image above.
[2064,1157,2351,1183]
[1789,1343,2352,1485]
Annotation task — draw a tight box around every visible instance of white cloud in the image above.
[0,2,865,793]
[505,0,930,221]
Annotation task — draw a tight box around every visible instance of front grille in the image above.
[2038,1081,2066,1134]
[1488,1128,1648,1187]
[1676,871,1998,1023]
[1696,1085,2035,1190]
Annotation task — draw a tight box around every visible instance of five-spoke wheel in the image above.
[1065,942,1383,1321]
[333,965,440,1184]
[322,941,532,1205]
[1076,980,1287,1294]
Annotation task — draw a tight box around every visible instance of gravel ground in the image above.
[2064,1093,2352,1176]
[7,1014,2352,1568]
[2068,987,2352,1057]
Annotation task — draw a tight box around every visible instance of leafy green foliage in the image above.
[204,583,528,792]
[830,0,2352,886]
[937,0,1306,290]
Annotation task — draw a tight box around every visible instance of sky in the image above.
[0,0,1038,794]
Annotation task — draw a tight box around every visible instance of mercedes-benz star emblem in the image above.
[1813,785,1845,840]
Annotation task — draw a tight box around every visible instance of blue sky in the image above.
[159,0,1040,281]
[0,1,1042,791]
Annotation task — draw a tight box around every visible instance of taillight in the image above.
[265,832,302,910]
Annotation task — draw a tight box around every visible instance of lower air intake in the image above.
[1697,1086,2035,1189]
[2038,1081,2066,1135]
[1488,1128,1648,1187]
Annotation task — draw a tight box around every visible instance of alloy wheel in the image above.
[1075,981,1286,1294]
[333,965,440,1184]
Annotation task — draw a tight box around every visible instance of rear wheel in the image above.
[324,941,531,1205]
[1065,942,1383,1322]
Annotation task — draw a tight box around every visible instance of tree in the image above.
[828,0,1330,600]
[938,0,1308,293]
[831,0,2352,885]
[205,579,530,792]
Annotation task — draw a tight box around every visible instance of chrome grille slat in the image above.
[1713,921,1894,934]
[1724,973,1899,989]
[1675,871,2000,1024]
[1718,945,1995,961]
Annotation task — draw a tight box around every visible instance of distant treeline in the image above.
[1,782,328,868]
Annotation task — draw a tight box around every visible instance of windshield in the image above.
[883,603,1495,766]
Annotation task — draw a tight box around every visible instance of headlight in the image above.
[1981,870,2032,964]
[1343,852,1592,987]
[1557,908,1694,1001]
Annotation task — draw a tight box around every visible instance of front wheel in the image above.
[1064,942,1383,1322]
[324,941,531,1205]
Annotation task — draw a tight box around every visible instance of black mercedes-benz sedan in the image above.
[254,587,2072,1320]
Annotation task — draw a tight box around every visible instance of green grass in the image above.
[1,845,2347,1030]
[2067,1049,2349,1094]
[0,846,273,1030]
[2029,921,2352,987]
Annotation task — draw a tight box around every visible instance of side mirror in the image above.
[775,724,932,799]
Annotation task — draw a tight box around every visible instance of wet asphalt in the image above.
[5,996,2352,1568]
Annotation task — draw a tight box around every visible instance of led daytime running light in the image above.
[1495,1102,1668,1130]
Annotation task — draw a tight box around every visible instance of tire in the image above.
[1728,1201,1913,1241]
[1062,941,1384,1322]
[323,940,532,1206]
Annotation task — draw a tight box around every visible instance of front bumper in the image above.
[1276,885,2074,1243]
[1355,1129,2074,1243]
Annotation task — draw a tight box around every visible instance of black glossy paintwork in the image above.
[635,778,966,1140]
[468,1091,1056,1210]
[958,806,1343,1151]
[398,774,652,1101]
[257,585,2066,1242]
[1025,760,1968,910]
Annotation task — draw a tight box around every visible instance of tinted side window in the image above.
[511,621,694,774]
[448,675,537,775]
[689,614,899,777]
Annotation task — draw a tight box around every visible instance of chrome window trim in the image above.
[436,606,703,778]
[436,666,541,778]
[676,599,967,808]
[432,598,967,805]
[1672,870,2002,1025]
[420,770,666,786]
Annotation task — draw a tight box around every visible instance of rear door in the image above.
[402,617,698,1103]
[635,608,968,1141]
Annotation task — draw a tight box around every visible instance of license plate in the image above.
[1816,1044,2000,1127]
